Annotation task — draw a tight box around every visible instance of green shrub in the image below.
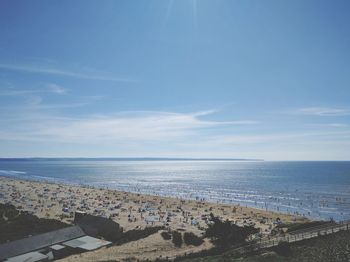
[172,231,183,247]
[183,232,204,246]
[277,221,334,233]
[205,213,258,249]
[161,231,172,240]
[273,241,292,257]
[0,203,69,244]
[115,226,163,245]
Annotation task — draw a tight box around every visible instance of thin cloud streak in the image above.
[1,108,349,160]
[0,84,67,97]
[0,102,91,110]
[0,63,135,82]
[204,131,350,145]
[0,89,41,96]
[0,110,258,143]
[46,83,67,94]
[306,123,348,128]
[294,107,350,116]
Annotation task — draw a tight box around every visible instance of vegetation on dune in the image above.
[180,229,350,262]
[288,230,350,262]
[161,230,203,247]
[276,220,334,233]
[151,214,261,262]
[114,226,164,245]
[161,231,172,240]
[271,241,292,257]
[0,203,69,244]
[0,203,163,247]
[183,232,204,246]
[5,202,349,262]
[172,231,183,248]
[205,213,259,250]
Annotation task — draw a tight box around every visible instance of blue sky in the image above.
[0,0,350,160]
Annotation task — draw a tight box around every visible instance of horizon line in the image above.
[0,157,264,161]
[1,157,350,161]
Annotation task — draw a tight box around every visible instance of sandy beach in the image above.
[0,176,308,261]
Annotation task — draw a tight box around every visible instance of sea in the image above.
[0,159,350,221]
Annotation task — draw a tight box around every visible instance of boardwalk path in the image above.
[233,220,350,254]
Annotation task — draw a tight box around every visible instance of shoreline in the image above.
[1,160,348,222]
[0,174,309,223]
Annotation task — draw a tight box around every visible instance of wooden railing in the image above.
[231,220,350,254]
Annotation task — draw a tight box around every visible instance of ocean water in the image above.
[0,159,350,221]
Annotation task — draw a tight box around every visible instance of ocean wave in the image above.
[0,170,27,175]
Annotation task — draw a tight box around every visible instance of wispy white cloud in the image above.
[26,95,43,106]
[326,123,348,127]
[0,89,40,96]
[169,130,350,160]
[307,123,348,128]
[46,83,67,94]
[203,131,350,146]
[0,84,67,96]
[31,102,90,110]
[0,95,93,111]
[0,63,135,82]
[293,107,350,116]
[1,105,349,160]
[0,110,258,143]
[0,101,91,110]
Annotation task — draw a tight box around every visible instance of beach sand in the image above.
[0,176,308,261]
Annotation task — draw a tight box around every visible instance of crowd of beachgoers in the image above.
[0,176,307,261]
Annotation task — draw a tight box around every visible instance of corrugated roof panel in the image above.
[63,236,111,251]
[0,226,85,260]
[6,251,48,262]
